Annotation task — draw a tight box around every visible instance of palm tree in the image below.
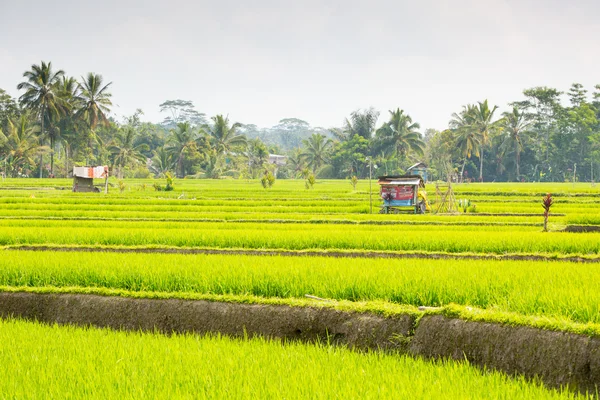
[75,73,112,159]
[471,100,499,182]
[500,107,532,180]
[450,105,479,182]
[375,109,424,172]
[200,151,231,179]
[55,76,79,176]
[343,108,379,140]
[167,122,198,177]
[110,126,149,178]
[285,148,306,178]
[0,114,44,177]
[301,133,332,173]
[246,138,269,178]
[205,115,246,155]
[150,147,175,177]
[16,61,65,176]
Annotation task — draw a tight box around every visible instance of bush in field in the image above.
[350,176,358,190]
[118,181,126,193]
[305,173,316,189]
[153,172,174,191]
[261,171,276,189]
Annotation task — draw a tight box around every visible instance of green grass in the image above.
[0,318,589,399]
[1,250,599,326]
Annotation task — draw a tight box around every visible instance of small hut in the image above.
[73,166,108,193]
[406,162,428,182]
[268,154,287,176]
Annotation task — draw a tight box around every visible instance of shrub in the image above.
[305,173,316,189]
[350,176,358,191]
[154,173,174,191]
[261,171,276,189]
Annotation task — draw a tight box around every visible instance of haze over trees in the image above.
[1,61,600,182]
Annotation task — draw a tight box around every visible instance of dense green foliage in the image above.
[2,62,600,182]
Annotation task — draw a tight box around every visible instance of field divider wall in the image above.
[0,290,598,393]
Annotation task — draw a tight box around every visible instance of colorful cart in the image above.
[378,175,430,214]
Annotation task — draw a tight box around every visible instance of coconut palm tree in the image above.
[150,147,175,177]
[471,100,499,182]
[246,138,269,178]
[205,115,246,155]
[500,107,532,180]
[167,122,198,177]
[375,109,424,172]
[285,148,306,178]
[0,114,44,177]
[343,108,379,140]
[200,151,230,179]
[54,76,80,175]
[16,61,65,176]
[75,73,112,160]
[450,104,479,182]
[75,73,112,129]
[110,126,149,178]
[301,133,332,173]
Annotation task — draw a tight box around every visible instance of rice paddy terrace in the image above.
[0,178,599,398]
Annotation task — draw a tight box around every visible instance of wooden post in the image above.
[368,159,372,214]
[104,167,109,194]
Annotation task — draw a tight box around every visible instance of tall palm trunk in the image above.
[178,154,184,178]
[515,140,520,180]
[50,135,55,176]
[460,158,467,183]
[64,143,69,178]
[39,112,44,178]
[479,149,484,182]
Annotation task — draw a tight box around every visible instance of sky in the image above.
[1,0,599,131]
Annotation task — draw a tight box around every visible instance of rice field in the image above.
[0,318,585,399]
[1,177,599,396]
[2,219,599,256]
[2,250,599,327]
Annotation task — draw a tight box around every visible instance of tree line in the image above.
[1,61,599,182]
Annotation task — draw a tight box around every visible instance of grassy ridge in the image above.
[1,250,599,325]
[0,318,588,399]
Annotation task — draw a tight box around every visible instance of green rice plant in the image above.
[0,318,587,399]
[458,199,471,213]
[0,219,598,256]
[2,250,600,325]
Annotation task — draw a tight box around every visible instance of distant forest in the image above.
[1,61,599,182]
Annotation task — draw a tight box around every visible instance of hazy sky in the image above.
[1,0,598,130]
